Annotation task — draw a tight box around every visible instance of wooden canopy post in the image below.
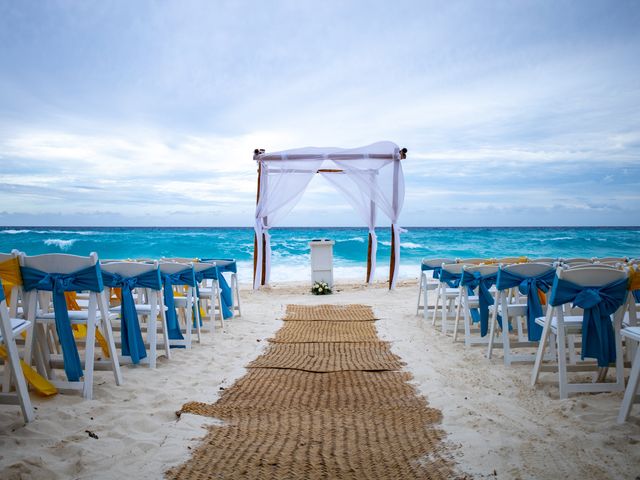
[389,148,407,289]
[253,149,265,287]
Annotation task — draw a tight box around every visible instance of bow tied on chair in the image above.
[461,270,498,336]
[550,276,628,367]
[102,269,161,363]
[161,269,196,343]
[496,268,555,342]
[21,264,104,382]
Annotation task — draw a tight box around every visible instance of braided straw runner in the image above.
[284,304,378,321]
[270,320,379,343]
[167,304,454,479]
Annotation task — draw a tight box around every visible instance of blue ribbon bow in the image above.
[421,263,443,279]
[197,260,235,319]
[461,270,498,336]
[21,264,104,382]
[439,268,462,288]
[496,268,556,341]
[102,269,162,364]
[549,276,628,367]
[162,268,197,344]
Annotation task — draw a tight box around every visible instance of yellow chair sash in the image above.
[0,257,22,305]
[0,345,57,396]
[629,266,640,292]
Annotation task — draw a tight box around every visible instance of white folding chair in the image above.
[618,326,640,423]
[20,253,122,400]
[487,263,556,365]
[101,261,170,368]
[416,258,454,320]
[159,262,197,348]
[0,279,34,423]
[531,266,627,399]
[437,263,466,335]
[454,264,499,346]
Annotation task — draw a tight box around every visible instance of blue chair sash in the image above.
[439,269,462,288]
[633,290,640,303]
[162,268,196,344]
[0,278,5,303]
[461,270,497,336]
[102,269,161,364]
[21,264,103,382]
[496,268,556,341]
[201,258,237,274]
[195,264,233,319]
[549,276,628,367]
[421,263,442,279]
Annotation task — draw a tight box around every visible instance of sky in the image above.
[0,0,639,227]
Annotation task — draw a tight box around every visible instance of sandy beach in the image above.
[1,280,639,479]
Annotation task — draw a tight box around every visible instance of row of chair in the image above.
[416,255,639,423]
[0,251,241,424]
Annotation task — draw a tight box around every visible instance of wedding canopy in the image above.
[252,141,406,290]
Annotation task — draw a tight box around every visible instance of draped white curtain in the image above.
[254,142,404,289]
[319,171,377,284]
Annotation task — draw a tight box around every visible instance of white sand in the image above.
[1,281,639,479]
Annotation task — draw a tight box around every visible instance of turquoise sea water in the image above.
[1,227,638,284]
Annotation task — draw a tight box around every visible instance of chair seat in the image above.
[535,315,586,333]
[109,304,166,314]
[497,303,527,316]
[198,288,214,297]
[173,297,191,307]
[0,318,31,342]
[38,310,114,323]
[622,326,640,342]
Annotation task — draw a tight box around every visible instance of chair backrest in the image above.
[441,263,465,275]
[100,261,159,278]
[161,257,195,264]
[458,258,492,265]
[20,252,98,273]
[501,262,556,277]
[561,257,592,266]
[158,262,193,275]
[192,262,217,274]
[463,264,499,276]
[0,249,21,263]
[496,257,527,264]
[593,257,627,263]
[529,257,556,263]
[558,265,627,286]
[208,259,234,268]
[564,263,622,271]
[422,258,455,269]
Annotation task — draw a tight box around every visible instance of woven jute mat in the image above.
[270,321,379,343]
[167,304,454,479]
[284,304,377,321]
[247,341,404,372]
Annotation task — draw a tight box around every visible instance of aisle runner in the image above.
[167,304,453,479]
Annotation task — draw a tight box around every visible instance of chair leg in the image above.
[98,293,123,386]
[531,306,554,386]
[416,274,424,316]
[158,292,171,359]
[556,322,569,400]
[233,273,242,317]
[0,312,34,423]
[618,342,640,423]
[83,295,97,400]
[147,292,158,369]
[501,296,512,366]
[431,283,441,326]
[440,287,447,334]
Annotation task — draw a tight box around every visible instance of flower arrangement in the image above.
[311,281,332,295]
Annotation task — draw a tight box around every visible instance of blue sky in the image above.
[1,0,639,227]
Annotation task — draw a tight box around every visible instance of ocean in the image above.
[1,227,638,284]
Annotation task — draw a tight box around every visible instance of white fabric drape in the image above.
[319,171,377,284]
[254,153,323,289]
[253,142,404,289]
